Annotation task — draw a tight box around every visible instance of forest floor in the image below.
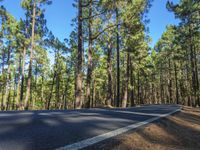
[85,106,200,150]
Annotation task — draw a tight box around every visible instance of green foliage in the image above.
[0,0,199,110]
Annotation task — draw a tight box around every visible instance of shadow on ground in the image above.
[0,108,158,150]
[85,107,200,150]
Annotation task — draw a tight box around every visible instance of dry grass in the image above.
[86,106,200,150]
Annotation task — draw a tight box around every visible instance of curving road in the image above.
[0,105,180,150]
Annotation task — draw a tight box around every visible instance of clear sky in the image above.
[2,0,76,41]
[148,0,180,47]
[2,0,179,48]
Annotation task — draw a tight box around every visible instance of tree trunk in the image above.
[41,75,44,108]
[189,27,198,106]
[130,58,135,106]
[63,62,69,110]
[116,7,120,107]
[92,80,96,108]
[12,71,17,110]
[55,65,60,109]
[85,0,93,108]
[168,59,173,103]
[160,64,164,104]
[75,0,83,109]
[2,47,11,110]
[20,46,27,109]
[46,71,56,110]
[137,70,140,105]
[24,1,36,110]
[193,44,199,106]
[15,54,22,109]
[0,50,6,109]
[122,52,130,108]
[63,81,68,110]
[106,44,113,106]
[174,62,179,104]
[185,47,191,106]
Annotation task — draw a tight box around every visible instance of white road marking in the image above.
[56,108,181,150]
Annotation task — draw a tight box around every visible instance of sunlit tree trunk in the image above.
[75,0,83,109]
[24,1,36,110]
[86,0,93,108]
[20,46,26,109]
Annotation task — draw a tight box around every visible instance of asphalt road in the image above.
[0,105,180,150]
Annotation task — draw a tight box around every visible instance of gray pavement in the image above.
[0,105,180,150]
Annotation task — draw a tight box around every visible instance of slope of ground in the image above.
[86,106,200,150]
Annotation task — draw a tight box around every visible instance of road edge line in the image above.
[56,109,181,150]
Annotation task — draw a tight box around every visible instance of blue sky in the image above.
[148,0,180,47]
[2,0,76,41]
[2,0,179,48]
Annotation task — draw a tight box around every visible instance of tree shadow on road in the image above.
[0,109,155,150]
[86,109,200,150]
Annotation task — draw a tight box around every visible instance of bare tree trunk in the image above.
[194,44,199,106]
[46,71,56,110]
[168,59,173,103]
[185,47,191,106]
[75,0,83,109]
[174,62,179,104]
[190,43,196,106]
[122,52,130,108]
[116,7,120,107]
[41,75,44,108]
[55,65,60,109]
[91,80,96,108]
[130,58,135,106]
[160,64,164,104]
[15,54,22,109]
[63,81,68,110]
[3,47,11,110]
[12,71,17,110]
[137,68,142,105]
[0,51,6,109]
[91,82,94,108]
[63,62,69,110]
[85,0,93,108]
[20,46,26,109]
[24,1,36,110]
[189,27,198,106]
[32,63,38,109]
[106,44,113,106]
[6,90,11,111]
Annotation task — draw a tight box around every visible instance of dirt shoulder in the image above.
[85,106,200,150]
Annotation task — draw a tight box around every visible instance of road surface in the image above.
[0,105,180,150]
